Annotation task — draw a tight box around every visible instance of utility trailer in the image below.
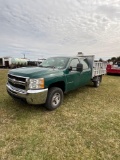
[0,57,12,68]
[0,57,28,68]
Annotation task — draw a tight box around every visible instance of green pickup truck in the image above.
[6,55,106,110]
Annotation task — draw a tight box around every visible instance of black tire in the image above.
[45,87,63,111]
[99,75,102,82]
[94,81,100,87]
[93,76,101,87]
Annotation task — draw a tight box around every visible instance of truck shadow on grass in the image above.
[5,83,95,114]
[106,74,120,76]
[64,84,94,99]
[8,97,47,112]
[3,94,46,114]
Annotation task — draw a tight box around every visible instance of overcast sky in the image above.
[0,0,120,60]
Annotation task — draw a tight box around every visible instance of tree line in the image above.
[107,56,120,63]
[99,56,120,64]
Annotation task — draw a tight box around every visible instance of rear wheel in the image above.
[45,87,63,111]
[93,79,100,87]
[99,75,102,82]
[93,76,102,87]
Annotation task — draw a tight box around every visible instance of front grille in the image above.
[8,74,26,82]
[8,80,25,90]
[8,74,27,90]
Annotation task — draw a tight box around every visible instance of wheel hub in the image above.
[52,93,60,107]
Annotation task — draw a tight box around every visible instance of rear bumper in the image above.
[6,83,48,105]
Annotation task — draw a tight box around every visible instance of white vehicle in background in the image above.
[0,57,28,68]
[0,57,12,68]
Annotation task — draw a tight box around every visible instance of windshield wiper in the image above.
[39,65,55,68]
[44,66,55,68]
[39,65,43,67]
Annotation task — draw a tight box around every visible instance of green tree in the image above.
[99,58,103,62]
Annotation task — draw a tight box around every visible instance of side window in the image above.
[70,58,79,71]
[80,59,89,70]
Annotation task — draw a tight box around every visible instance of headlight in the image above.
[29,78,44,89]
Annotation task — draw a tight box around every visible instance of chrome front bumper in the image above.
[6,83,48,105]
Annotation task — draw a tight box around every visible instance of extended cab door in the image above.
[79,58,91,86]
[66,58,91,92]
[66,58,81,91]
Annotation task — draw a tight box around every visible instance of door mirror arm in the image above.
[68,66,72,71]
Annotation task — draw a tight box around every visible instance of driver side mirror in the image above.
[77,63,83,72]
[68,66,72,71]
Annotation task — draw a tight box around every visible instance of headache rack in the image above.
[77,54,107,78]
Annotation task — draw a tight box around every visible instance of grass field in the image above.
[0,69,120,160]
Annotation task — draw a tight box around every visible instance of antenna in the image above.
[22,53,26,59]
[23,53,25,59]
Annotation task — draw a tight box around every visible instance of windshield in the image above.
[40,57,69,69]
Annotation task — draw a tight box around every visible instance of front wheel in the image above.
[45,87,63,111]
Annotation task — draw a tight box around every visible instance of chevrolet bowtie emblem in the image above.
[12,79,16,84]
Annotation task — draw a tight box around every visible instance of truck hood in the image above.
[9,67,62,78]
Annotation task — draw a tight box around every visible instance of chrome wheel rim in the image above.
[51,93,61,107]
[97,80,100,86]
